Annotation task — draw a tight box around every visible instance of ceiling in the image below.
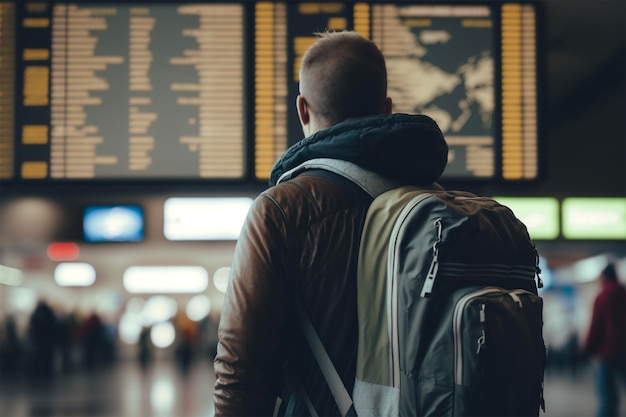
[543,0,625,119]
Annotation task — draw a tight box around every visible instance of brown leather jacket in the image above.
[213,114,448,416]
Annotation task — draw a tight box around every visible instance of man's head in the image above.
[297,30,392,136]
[601,263,618,282]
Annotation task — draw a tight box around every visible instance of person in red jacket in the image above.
[583,262,626,417]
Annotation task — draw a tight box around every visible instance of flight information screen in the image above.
[375,4,498,179]
[15,2,245,180]
[2,1,542,183]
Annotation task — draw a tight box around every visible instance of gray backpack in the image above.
[283,159,547,417]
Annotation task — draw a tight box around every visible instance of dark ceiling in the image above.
[484,0,626,198]
[544,0,625,122]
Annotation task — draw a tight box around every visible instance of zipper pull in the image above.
[421,218,442,298]
[476,304,486,354]
[421,253,439,298]
[476,332,486,354]
[533,244,544,289]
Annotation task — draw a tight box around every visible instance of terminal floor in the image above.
[1,358,625,417]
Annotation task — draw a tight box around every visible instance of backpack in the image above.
[282,158,547,417]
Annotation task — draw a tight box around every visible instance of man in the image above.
[213,30,448,416]
[583,262,626,417]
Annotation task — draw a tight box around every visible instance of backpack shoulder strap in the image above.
[277,157,444,197]
[277,158,398,197]
[294,299,357,417]
[281,158,442,416]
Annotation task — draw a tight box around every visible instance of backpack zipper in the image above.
[453,287,502,385]
[421,217,443,297]
[388,193,432,387]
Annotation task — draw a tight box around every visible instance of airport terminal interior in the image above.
[0,0,625,416]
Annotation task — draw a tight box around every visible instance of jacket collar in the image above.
[269,113,448,187]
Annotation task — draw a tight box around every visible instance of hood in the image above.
[269,113,448,186]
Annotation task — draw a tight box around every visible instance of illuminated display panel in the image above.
[493,197,559,240]
[0,2,15,180]
[83,204,144,242]
[500,3,538,180]
[254,2,287,180]
[372,3,539,180]
[163,197,253,241]
[7,1,542,184]
[562,198,626,240]
[17,2,245,180]
[257,1,541,181]
[374,4,496,179]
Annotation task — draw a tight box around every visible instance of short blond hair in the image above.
[299,31,388,126]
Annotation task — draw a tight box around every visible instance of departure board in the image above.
[3,1,542,184]
[374,5,498,179]
[17,2,245,180]
[255,1,540,181]
[0,2,15,180]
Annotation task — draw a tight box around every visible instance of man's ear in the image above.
[384,97,393,115]
[296,95,310,126]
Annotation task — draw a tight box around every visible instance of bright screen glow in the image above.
[119,296,179,345]
[186,294,211,321]
[54,262,96,286]
[9,287,37,312]
[142,296,178,325]
[0,265,24,286]
[123,266,208,293]
[119,313,142,345]
[164,197,253,240]
[83,205,144,242]
[150,322,176,348]
[562,198,626,239]
[150,376,176,414]
[493,197,559,240]
[213,267,230,293]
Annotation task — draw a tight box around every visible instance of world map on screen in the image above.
[374,5,495,177]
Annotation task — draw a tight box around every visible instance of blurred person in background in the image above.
[138,325,152,370]
[0,314,22,376]
[57,309,81,373]
[174,312,199,373]
[80,311,105,371]
[27,299,58,379]
[583,262,626,417]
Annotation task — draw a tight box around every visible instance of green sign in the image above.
[494,197,559,240]
[562,198,626,239]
